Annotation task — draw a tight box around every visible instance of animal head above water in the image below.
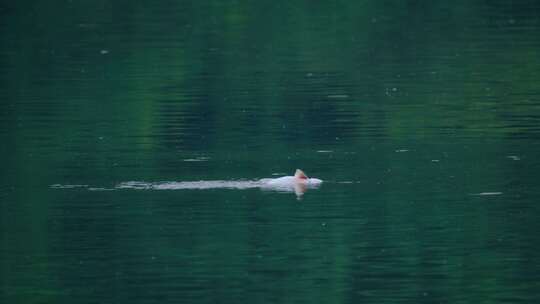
[294,169,308,180]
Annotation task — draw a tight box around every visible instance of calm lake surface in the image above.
[2,1,540,303]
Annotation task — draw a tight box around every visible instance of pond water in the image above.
[2,1,540,303]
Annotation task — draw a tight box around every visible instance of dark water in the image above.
[2,1,540,303]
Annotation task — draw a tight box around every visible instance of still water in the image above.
[2,1,540,303]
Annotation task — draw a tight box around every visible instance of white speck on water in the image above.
[50,184,88,189]
[327,94,349,99]
[395,149,409,153]
[431,159,440,162]
[507,155,520,161]
[470,192,503,196]
[100,49,109,55]
[316,150,333,153]
[88,187,115,191]
[183,156,210,162]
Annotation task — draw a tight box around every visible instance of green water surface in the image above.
[2,1,540,303]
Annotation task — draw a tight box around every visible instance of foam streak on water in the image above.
[51,178,323,195]
[116,180,262,190]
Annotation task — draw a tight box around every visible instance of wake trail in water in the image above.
[116,180,263,190]
[50,178,328,197]
[50,180,356,192]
